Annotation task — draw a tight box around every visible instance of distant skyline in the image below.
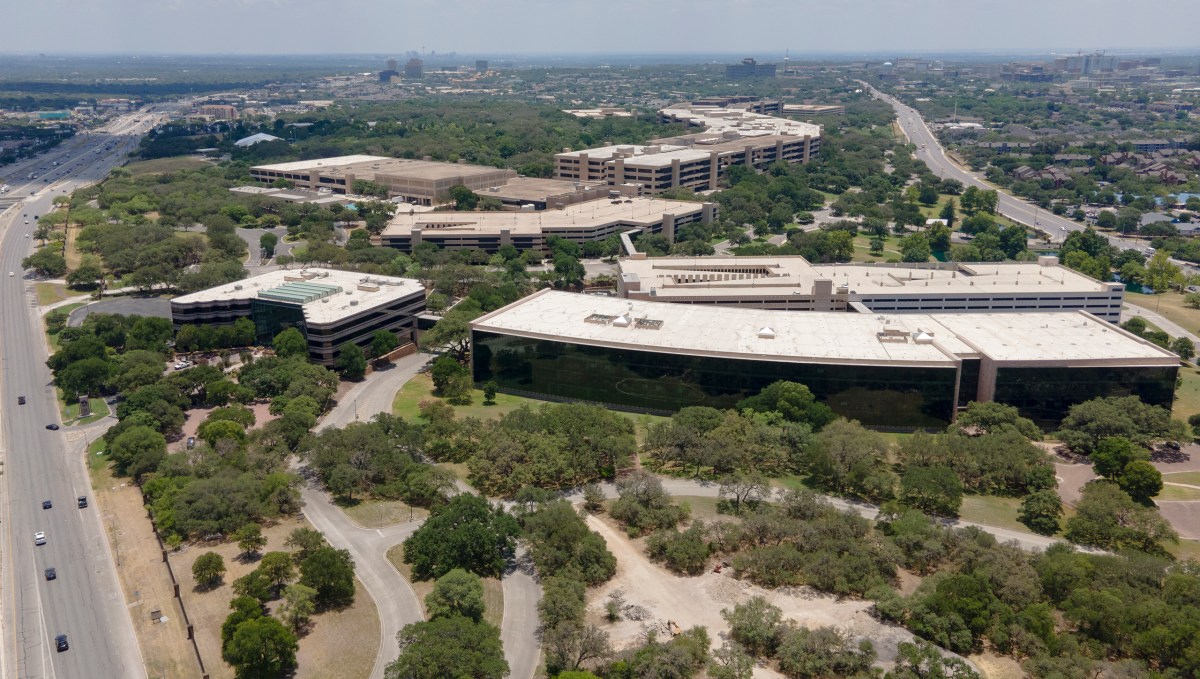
[4,0,1200,56]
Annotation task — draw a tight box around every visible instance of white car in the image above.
[34,532,46,546]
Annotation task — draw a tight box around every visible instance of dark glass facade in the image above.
[992,365,1177,427]
[472,331,958,428]
[250,299,307,345]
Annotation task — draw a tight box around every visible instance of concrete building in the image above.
[248,155,516,205]
[476,60,488,73]
[555,104,820,194]
[380,196,716,253]
[470,290,1176,428]
[616,255,1125,322]
[783,104,846,116]
[404,58,424,79]
[726,58,777,79]
[171,269,426,366]
[197,104,237,120]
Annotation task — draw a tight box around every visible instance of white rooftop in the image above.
[234,132,283,147]
[250,154,389,173]
[660,104,822,139]
[172,268,423,325]
[383,196,706,237]
[618,256,1118,298]
[473,290,1175,367]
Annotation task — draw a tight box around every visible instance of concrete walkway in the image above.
[1122,302,1200,343]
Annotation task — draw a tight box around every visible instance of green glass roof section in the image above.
[257,281,343,305]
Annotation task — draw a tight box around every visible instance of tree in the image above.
[710,641,755,679]
[192,552,226,589]
[222,616,298,679]
[776,626,875,679]
[299,546,356,609]
[952,401,1041,440]
[257,551,296,590]
[482,381,498,405]
[543,622,611,675]
[1172,336,1195,361]
[403,494,520,580]
[1145,251,1183,293]
[259,232,277,259]
[1056,396,1180,454]
[22,248,67,277]
[722,596,782,657]
[272,327,307,359]
[1118,459,1163,505]
[221,596,264,650]
[939,198,957,228]
[370,329,399,359]
[900,233,931,262]
[447,184,479,210]
[279,583,317,634]
[425,569,485,622]
[888,639,980,679]
[1065,481,1177,554]
[285,527,327,563]
[335,342,367,380]
[108,425,168,479]
[386,616,508,679]
[234,523,267,558]
[1018,490,1063,536]
[718,472,771,514]
[736,381,835,430]
[1090,436,1147,479]
[900,465,963,517]
[67,255,105,289]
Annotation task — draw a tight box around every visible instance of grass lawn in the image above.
[852,234,904,262]
[1162,471,1200,487]
[86,437,109,475]
[1171,366,1200,422]
[125,157,211,175]
[60,393,109,425]
[671,495,732,523]
[394,373,668,434]
[45,302,86,351]
[1169,539,1200,561]
[1156,484,1200,501]
[338,498,429,528]
[957,495,1028,533]
[35,281,73,306]
[1126,291,1200,336]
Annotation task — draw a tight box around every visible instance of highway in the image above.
[0,108,168,679]
[863,83,1148,254]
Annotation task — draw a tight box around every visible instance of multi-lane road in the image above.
[0,109,168,679]
[864,83,1150,255]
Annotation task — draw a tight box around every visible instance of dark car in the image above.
[17,395,25,405]
[45,568,56,581]
[42,500,52,510]
[55,635,68,652]
[45,424,59,431]
[77,496,88,508]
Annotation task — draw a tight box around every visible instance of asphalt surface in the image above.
[0,109,168,679]
[863,83,1150,255]
[66,297,172,328]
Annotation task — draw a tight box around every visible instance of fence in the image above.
[144,502,210,679]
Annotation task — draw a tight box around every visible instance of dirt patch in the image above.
[1054,462,1097,506]
[92,463,199,679]
[895,568,923,597]
[970,652,1025,679]
[172,515,380,679]
[583,513,926,672]
[339,499,429,529]
[292,577,379,679]
[175,402,277,451]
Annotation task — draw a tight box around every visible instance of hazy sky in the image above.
[5,0,1200,56]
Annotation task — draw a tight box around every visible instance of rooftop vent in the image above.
[913,331,935,344]
[757,326,776,339]
[349,300,359,306]
[612,314,632,328]
[234,284,243,291]
[634,318,663,330]
[585,313,617,324]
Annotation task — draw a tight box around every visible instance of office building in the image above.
[470,290,1176,428]
[555,104,820,194]
[616,255,1125,322]
[476,60,488,73]
[171,269,426,366]
[783,104,846,116]
[197,104,237,120]
[249,155,516,205]
[726,58,776,79]
[380,196,715,253]
[405,58,424,78]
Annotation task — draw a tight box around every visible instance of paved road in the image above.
[1122,302,1200,343]
[0,109,163,679]
[66,297,172,328]
[311,352,542,679]
[863,83,1153,255]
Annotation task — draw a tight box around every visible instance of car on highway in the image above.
[55,635,68,652]
[42,500,52,509]
[45,423,59,430]
[45,568,56,581]
[34,532,46,546]
[77,496,88,508]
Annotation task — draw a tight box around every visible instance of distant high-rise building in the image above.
[405,58,424,79]
[476,60,488,73]
[379,57,400,82]
[725,58,776,79]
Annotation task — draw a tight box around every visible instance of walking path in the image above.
[1122,303,1200,343]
